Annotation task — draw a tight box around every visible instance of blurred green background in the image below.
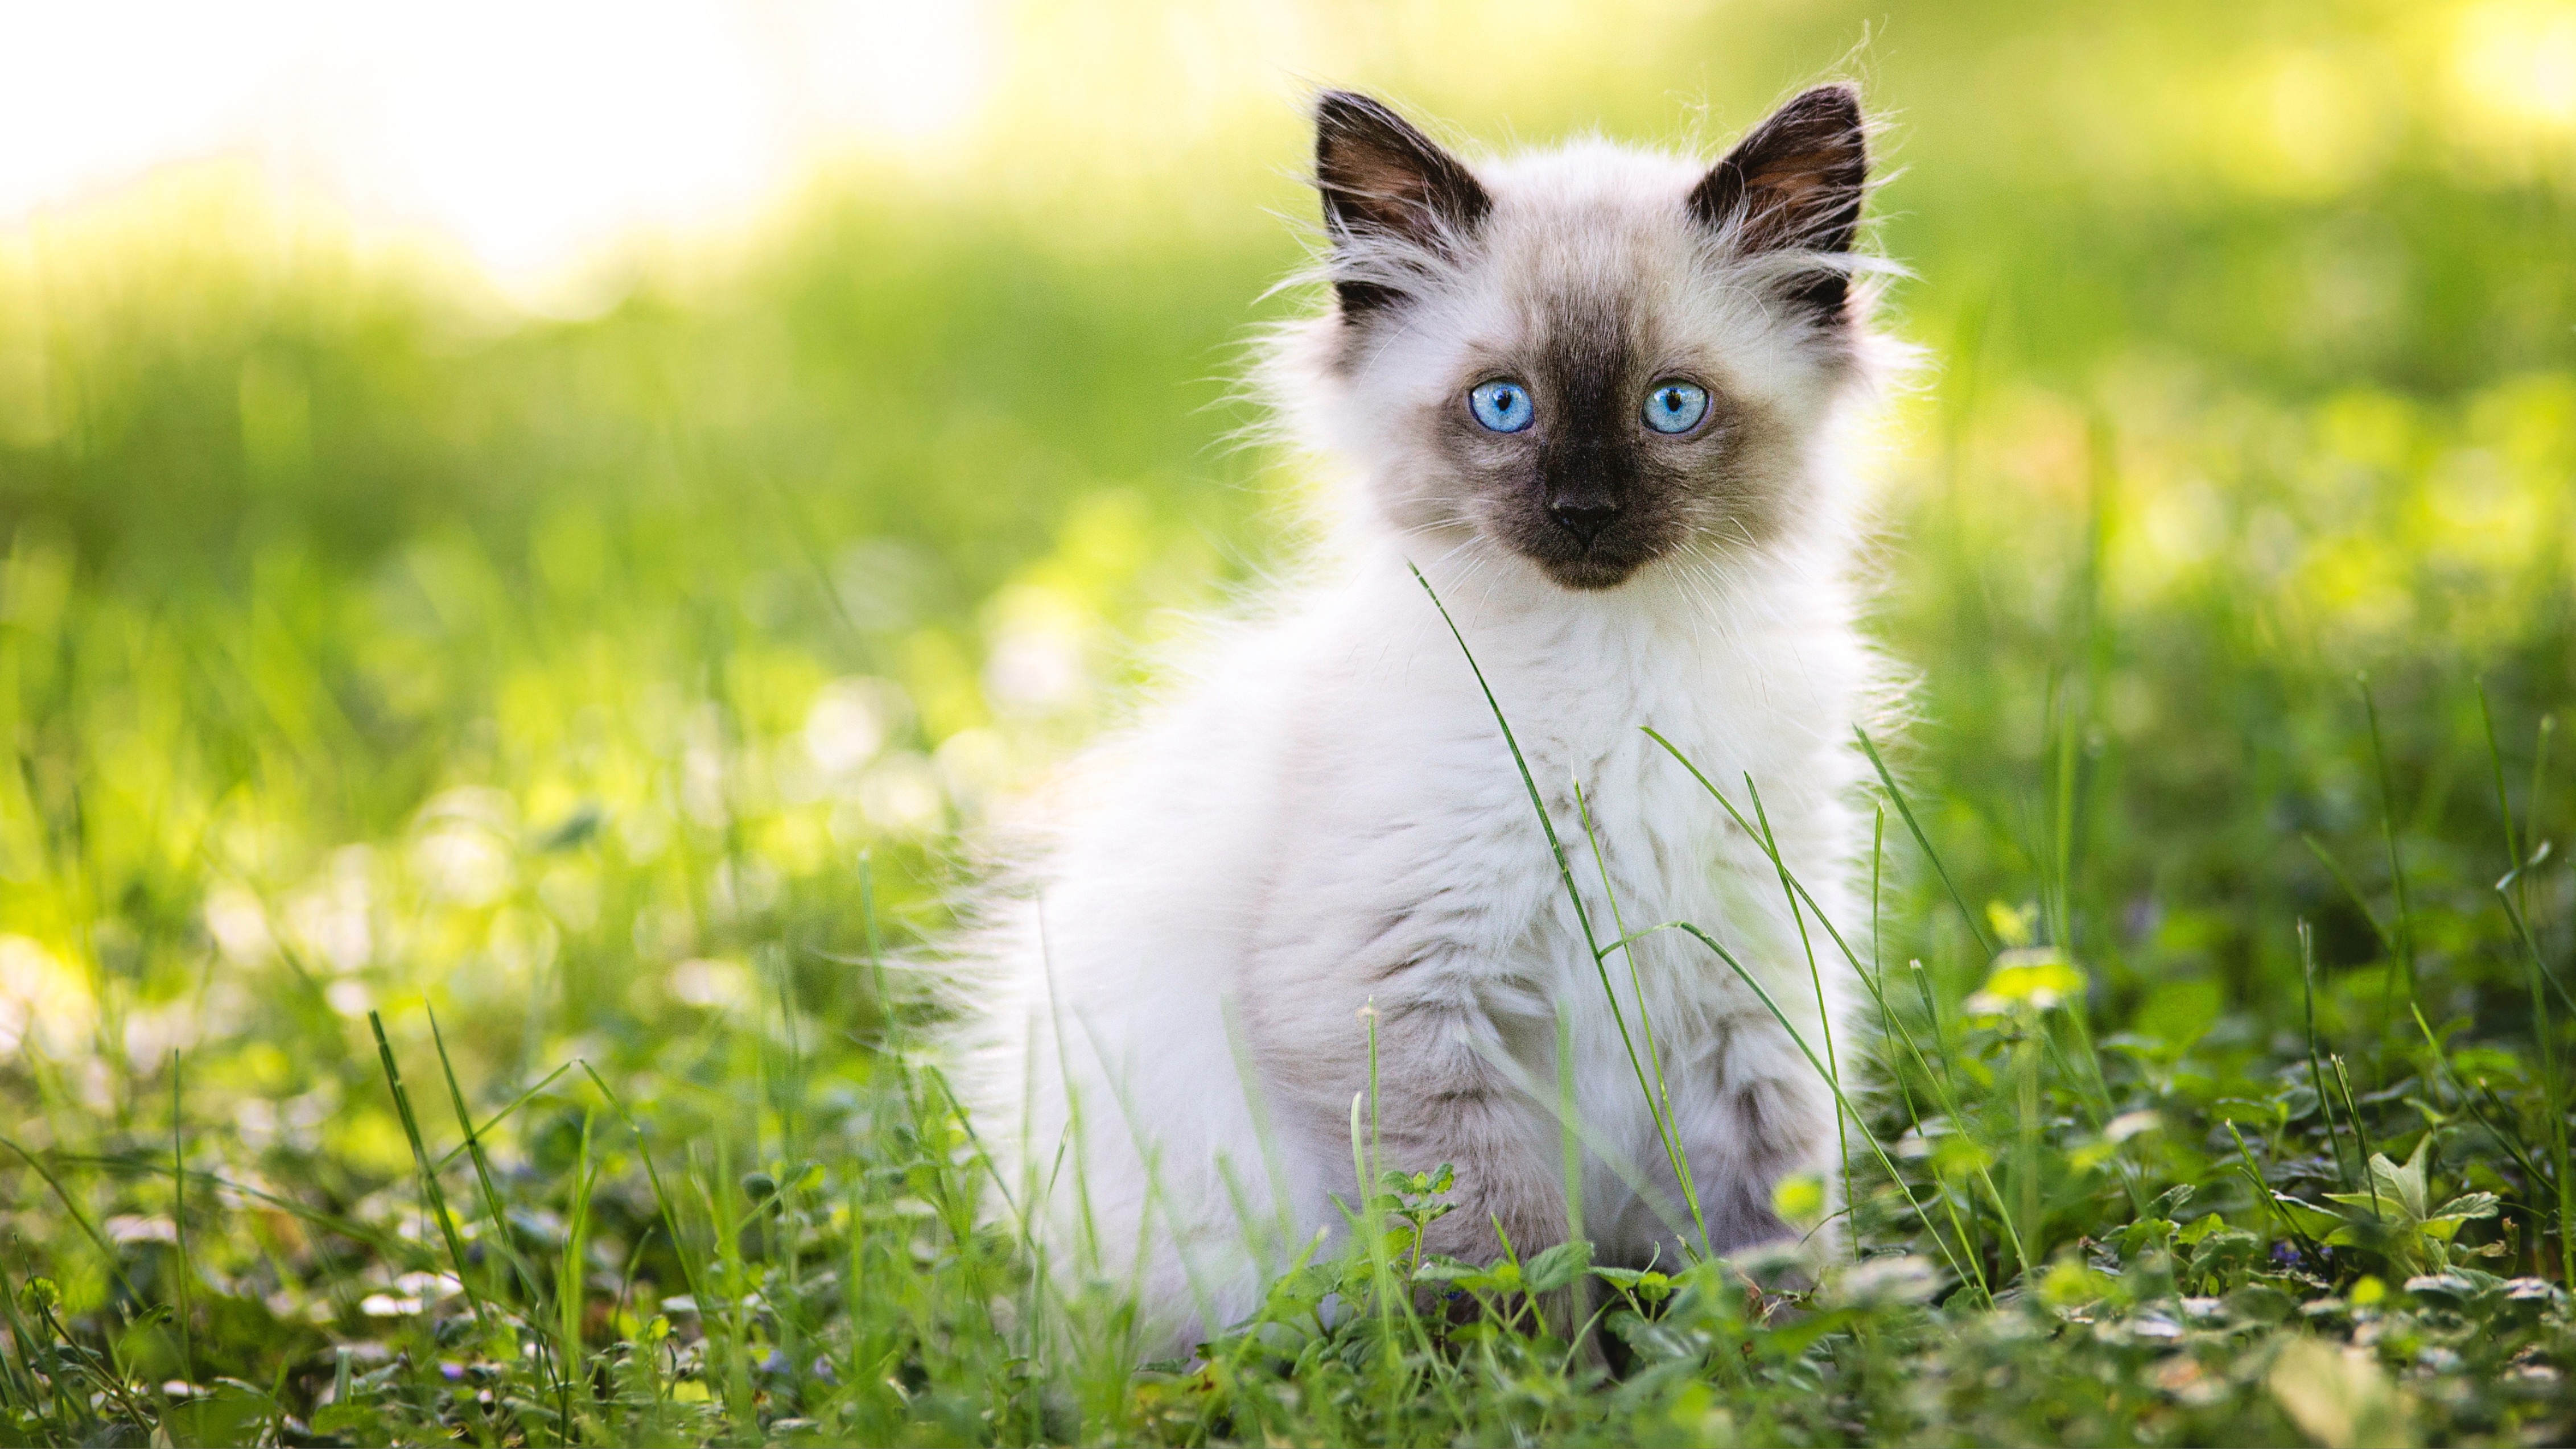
[1,0,2571,1362]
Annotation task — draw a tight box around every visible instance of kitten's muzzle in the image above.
[1528,492,1654,590]
[1519,443,1656,587]
[1548,498,1620,544]
[1542,436,1631,547]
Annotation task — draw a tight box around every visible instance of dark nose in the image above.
[1549,499,1619,544]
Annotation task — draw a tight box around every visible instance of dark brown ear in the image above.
[1687,84,1869,323]
[1314,90,1491,316]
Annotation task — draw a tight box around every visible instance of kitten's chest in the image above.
[1500,617,1780,850]
[1423,622,1793,924]
[1535,710,1765,918]
[1270,567,1848,970]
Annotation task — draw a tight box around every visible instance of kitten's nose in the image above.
[1549,499,1620,544]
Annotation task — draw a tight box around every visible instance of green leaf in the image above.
[2402,1272,2483,1302]
[312,1404,379,1435]
[2276,1083,2322,1122]
[1591,1266,1673,1303]
[1608,1312,1701,1363]
[2420,1199,2497,1242]
[2120,1217,2178,1253]
[2365,1138,2433,1221]
[2270,1196,2346,1239]
[2434,1191,2500,1221]
[1523,1240,1590,1294]
[2323,1190,2396,1223]
[1412,1257,1507,1294]
[2136,978,2224,1050]
[1756,1306,1857,1359]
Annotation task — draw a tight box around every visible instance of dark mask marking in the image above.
[1433,287,1770,592]
[1311,86,1870,588]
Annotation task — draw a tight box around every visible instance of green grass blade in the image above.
[428,1061,578,1174]
[1737,773,1851,1249]
[366,1010,489,1330]
[2297,920,2352,1188]
[574,1060,710,1310]
[427,1009,547,1315]
[1572,774,1709,1251]
[2480,680,2524,894]
[1854,725,1994,959]
[1642,725,2027,1280]
[1409,561,1705,1254]
[2358,674,2418,1018]
[1651,920,1981,1296]
[2330,1054,2382,1216]
[0,1136,150,1308]
[168,1050,195,1388]
[2496,886,2576,1286]
[558,1109,599,1432]
[2302,832,2401,963]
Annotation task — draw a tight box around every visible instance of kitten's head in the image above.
[1275,85,1886,592]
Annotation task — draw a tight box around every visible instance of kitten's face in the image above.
[1293,88,1874,592]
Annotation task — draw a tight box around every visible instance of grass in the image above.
[4,2,2576,1442]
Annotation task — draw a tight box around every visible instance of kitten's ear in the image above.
[1314,90,1491,315]
[1688,84,1870,323]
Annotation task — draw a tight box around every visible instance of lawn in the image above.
[3,1,2574,1443]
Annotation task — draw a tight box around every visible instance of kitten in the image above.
[952,83,1894,1356]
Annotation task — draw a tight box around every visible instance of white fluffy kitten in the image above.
[953,84,1894,1356]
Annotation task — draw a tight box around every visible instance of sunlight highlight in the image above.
[2453,0,2576,130]
[0,1,994,303]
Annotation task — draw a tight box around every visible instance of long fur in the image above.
[946,85,1902,1359]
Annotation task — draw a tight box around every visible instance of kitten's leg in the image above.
[1286,988,1566,1263]
[1641,1022,1840,1265]
[1695,1064,1838,1253]
[1671,851,1857,1262]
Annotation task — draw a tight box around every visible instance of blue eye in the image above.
[1468,379,1534,433]
[1642,381,1710,435]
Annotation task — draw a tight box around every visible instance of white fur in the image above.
[949,120,1891,1358]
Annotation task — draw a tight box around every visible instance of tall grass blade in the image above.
[1642,725,2029,1282]
[2481,680,2524,899]
[558,1110,599,1436]
[427,1009,547,1314]
[2296,920,2352,1187]
[1855,725,1995,958]
[2301,833,2396,953]
[575,1060,710,1308]
[2330,1054,2381,1216]
[2496,885,2576,1286]
[1646,920,1981,1294]
[0,1135,150,1307]
[367,1010,489,1331]
[2478,684,2574,1284]
[428,1062,579,1173]
[2358,674,2418,1017]
[1737,774,1851,1245]
[168,1050,195,1389]
[1571,774,1710,1249]
[1409,561,1708,1254]
[0,1256,43,1415]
